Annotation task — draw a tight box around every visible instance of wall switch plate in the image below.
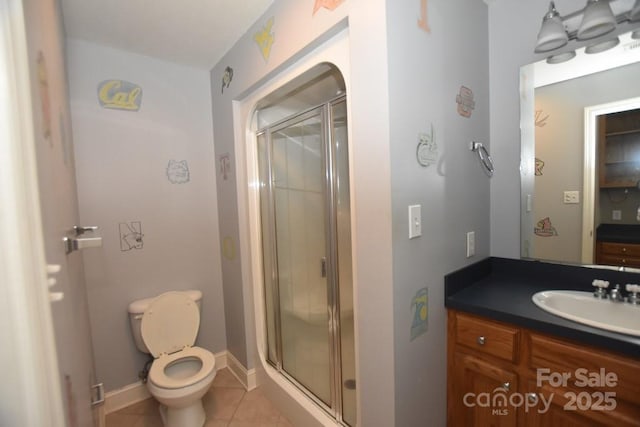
[466,231,475,258]
[613,210,622,221]
[409,205,421,239]
[563,191,580,204]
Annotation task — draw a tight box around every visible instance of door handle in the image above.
[321,257,327,278]
[63,225,102,254]
[73,225,98,235]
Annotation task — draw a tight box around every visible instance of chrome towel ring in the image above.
[470,141,494,176]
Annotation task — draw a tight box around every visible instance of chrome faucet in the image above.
[592,279,609,299]
[609,284,625,302]
[626,284,640,305]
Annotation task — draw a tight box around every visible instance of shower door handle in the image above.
[321,257,327,278]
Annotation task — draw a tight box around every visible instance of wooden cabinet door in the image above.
[450,352,518,427]
[523,381,607,427]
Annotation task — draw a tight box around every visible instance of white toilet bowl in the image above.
[136,291,217,427]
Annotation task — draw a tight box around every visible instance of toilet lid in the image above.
[141,292,199,358]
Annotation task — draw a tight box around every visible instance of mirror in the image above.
[521,31,640,267]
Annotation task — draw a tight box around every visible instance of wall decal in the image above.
[456,86,475,118]
[254,17,275,61]
[221,66,234,94]
[535,158,545,176]
[313,0,345,15]
[219,153,232,181]
[535,110,550,127]
[534,217,558,237]
[98,80,143,111]
[166,160,190,184]
[410,287,428,341]
[119,222,144,251]
[37,52,52,141]
[417,0,431,33]
[222,236,236,260]
[416,124,438,167]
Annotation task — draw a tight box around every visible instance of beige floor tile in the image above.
[212,368,245,388]
[105,412,142,427]
[106,369,288,427]
[232,388,281,423]
[118,398,159,416]
[202,386,246,420]
[133,413,164,427]
[277,415,294,427]
[227,421,279,427]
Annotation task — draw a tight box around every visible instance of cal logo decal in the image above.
[97,80,142,111]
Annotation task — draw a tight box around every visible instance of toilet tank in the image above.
[128,290,203,354]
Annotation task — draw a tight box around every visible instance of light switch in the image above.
[613,210,622,221]
[466,231,475,258]
[409,205,421,239]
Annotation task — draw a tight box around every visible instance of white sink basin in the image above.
[532,290,640,337]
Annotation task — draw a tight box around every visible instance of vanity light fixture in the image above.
[577,0,616,40]
[585,36,620,53]
[535,2,569,53]
[630,0,640,21]
[535,0,640,62]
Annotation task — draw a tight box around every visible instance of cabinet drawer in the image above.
[529,333,640,407]
[599,242,640,257]
[598,254,640,268]
[455,313,519,362]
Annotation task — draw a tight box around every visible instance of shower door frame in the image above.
[257,94,348,425]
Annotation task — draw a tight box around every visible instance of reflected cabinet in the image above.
[598,109,640,189]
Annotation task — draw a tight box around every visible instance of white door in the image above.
[22,0,100,425]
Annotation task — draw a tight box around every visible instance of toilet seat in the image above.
[141,292,200,357]
[149,346,216,390]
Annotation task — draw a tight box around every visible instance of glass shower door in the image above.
[270,108,332,405]
[257,95,354,424]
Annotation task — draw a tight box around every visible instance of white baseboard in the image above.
[103,350,234,415]
[104,380,151,415]
[226,351,257,391]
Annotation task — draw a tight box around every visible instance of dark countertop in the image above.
[597,223,640,244]
[445,257,640,358]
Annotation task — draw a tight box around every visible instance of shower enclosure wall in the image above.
[255,65,355,426]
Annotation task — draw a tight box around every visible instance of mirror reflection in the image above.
[521,31,640,267]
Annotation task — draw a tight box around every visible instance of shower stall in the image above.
[254,64,356,426]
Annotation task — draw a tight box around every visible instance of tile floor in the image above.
[106,368,293,427]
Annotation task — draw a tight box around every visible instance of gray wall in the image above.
[211,0,490,425]
[489,0,638,259]
[67,39,226,392]
[386,2,490,425]
[210,0,396,425]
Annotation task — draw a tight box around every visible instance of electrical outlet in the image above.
[613,210,622,221]
[563,191,580,204]
[466,231,475,258]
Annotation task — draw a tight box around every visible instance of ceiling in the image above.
[60,0,274,69]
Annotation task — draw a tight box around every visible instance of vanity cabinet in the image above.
[598,111,640,189]
[595,241,640,268]
[447,310,640,427]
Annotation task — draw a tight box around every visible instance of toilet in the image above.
[128,290,216,427]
